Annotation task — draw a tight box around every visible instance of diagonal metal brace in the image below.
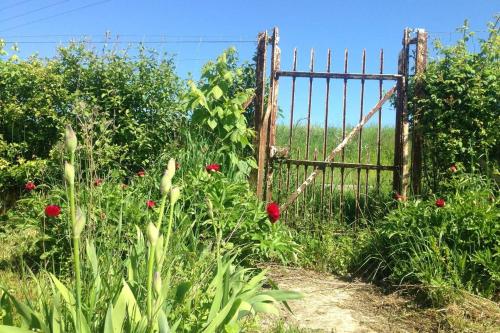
[280,85,397,211]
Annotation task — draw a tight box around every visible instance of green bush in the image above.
[356,172,499,305]
[186,48,256,179]
[410,20,499,189]
[0,41,185,199]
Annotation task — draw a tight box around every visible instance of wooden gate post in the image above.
[265,27,281,202]
[254,31,268,199]
[411,29,428,196]
[393,28,410,197]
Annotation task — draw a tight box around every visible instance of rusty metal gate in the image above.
[253,27,428,224]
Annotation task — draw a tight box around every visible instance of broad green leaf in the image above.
[158,309,170,333]
[207,119,217,130]
[251,301,279,315]
[261,290,304,301]
[115,281,142,326]
[86,240,99,277]
[211,85,223,100]
[103,304,114,333]
[203,297,236,333]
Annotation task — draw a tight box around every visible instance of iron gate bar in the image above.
[280,85,397,212]
[340,49,349,222]
[275,71,402,80]
[376,49,384,193]
[355,50,367,223]
[303,49,315,217]
[280,160,396,171]
[321,49,332,210]
[285,48,298,218]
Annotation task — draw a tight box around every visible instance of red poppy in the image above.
[176,162,180,170]
[205,164,221,172]
[449,164,457,173]
[45,205,61,217]
[93,178,103,186]
[435,198,445,208]
[137,170,146,177]
[146,200,156,209]
[266,202,280,223]
[393,193,406,202]
[25,181,36,191]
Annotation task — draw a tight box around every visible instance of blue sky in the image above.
[1,0,498,126]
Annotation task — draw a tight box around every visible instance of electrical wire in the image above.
[0,0,111,32]
[2,39,256,44]
[0,0,69,23]
[0,0,37,12]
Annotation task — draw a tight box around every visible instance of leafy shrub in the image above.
[186,48,256,179]
[410,20,500,189]
[0,41,185,200]
[356,172,499,305]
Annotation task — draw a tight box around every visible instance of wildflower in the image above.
[74,207,86,238]
[25,181,36,191]
[64,124,77,154]
[137,170,146,177]
[170,187,181,205]
[93,178,103,186]
[64,162,75,185]
[266,202,280,223]
[393,193,406,202]
[205,164,221,172]
[160,170,172,195]
[147,200,156,209]
[147,222,159,245]
[167,158,176,178]
[435,198,445,207]
[153,271,162,295]
[176,162,180,170]
[449,163,457,173]
[45,205,61,217]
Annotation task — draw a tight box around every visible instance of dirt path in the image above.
[260,265,500,333]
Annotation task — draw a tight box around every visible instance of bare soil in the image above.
[259,265,500,333]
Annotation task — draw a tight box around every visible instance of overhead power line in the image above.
[0,0,111,32]
[0,0,69,23]
[2,39,256,44]
[0,0,37,12]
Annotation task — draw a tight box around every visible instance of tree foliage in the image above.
[0,41,185,197]
[410,19,499,189]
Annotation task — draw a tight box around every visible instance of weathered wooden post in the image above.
[254,31,268,199]
[264,28,280,202]
[393,28,410,197]
[411,29,428,196]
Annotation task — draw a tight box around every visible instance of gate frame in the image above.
[254,27,427,212]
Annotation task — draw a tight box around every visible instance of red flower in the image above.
[146,200,156,209]
[266,202,280,223]
[449,164,457,173]
[93,178,103,186]
[205,164,221,172]
[137,170,146,177]
[45,205,61,217]
[393,193,406,202]
[176,162,180,170]
[25,181,36,191]
[435,198,445,208]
